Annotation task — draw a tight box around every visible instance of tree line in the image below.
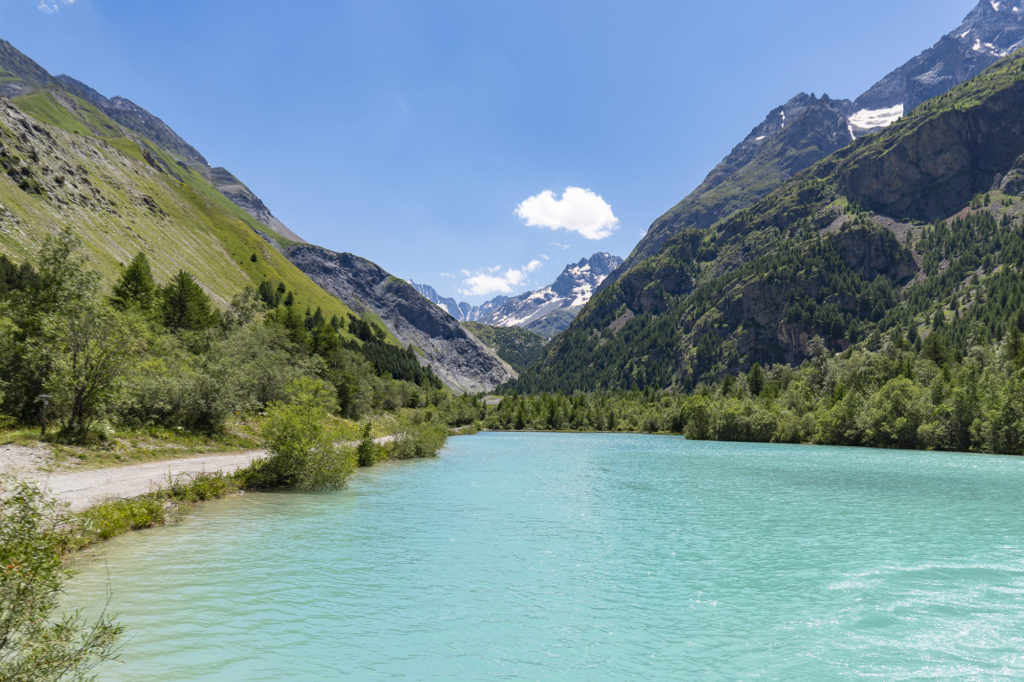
[0,230,448,440]
[487,329,1024,456]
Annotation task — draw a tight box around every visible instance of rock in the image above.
[285,245,517,393]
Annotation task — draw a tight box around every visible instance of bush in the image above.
[356,423,379,467]
[78,497,166,541]
[388,421,448,460]
[244,403,354,490]
[0,477,122,680]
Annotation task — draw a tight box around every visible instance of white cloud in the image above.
[458,259,542,297]
[439,272,455,279]
[549,242,572,250]
[515,186,618,240]
[38,0,75,13]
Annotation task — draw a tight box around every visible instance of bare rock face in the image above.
[834,78,1024,221]
[285,245,517,393]
[207,167,305,244]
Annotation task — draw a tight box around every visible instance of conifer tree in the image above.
[161,270,216,331]
[111,252,157,310]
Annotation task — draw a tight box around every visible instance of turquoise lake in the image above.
[64,432,1024,679]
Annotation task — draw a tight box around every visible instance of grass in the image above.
[13,91,92,135]
[0,422,261,469]
[0,81,400,347]
[72,471,238,548]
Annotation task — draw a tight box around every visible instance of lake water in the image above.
[64,432,1024,679]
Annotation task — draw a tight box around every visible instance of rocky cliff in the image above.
[515,47,1024,392]
[602,0,1024,293]
[286,245,517,393]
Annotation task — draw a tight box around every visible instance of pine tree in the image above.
[111,252,157,310]
[161,270,216,331]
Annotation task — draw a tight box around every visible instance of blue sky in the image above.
[4,0,975,302]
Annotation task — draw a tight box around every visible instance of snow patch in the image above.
[991,0,1001,11]
[754,135,767,141]
[848,104,904,137]
[973,38,1009,56]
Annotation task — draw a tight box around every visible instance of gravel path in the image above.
[24,450,269,512]
[1,435,400,512]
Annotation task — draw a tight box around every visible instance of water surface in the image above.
[65,433,1024,679]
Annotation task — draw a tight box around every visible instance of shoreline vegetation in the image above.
[0,408,451,679]
[480,330,1024,457]
[0,231,460,679]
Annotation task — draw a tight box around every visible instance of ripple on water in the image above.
[64,434,1024,679]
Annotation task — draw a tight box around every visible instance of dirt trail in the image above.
[2,435,400,512]
[22,450,268,512]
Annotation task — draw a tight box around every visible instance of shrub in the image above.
[0,477,122,680]
[356,422,379,467]
[244,403,354,490]
[388,421,448,460]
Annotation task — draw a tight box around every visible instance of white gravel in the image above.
[1,435,399,512]
[2,446,267,512]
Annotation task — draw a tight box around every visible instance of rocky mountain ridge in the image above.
[515,46,1024,392]
[602,0,1024,292]
[285,245,517,393]
[0,39,303,244]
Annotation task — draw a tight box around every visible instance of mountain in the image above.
[52,73,305,245]
[515,46,1024,392]
[460,322,547,374]
[0,38,512,393]
[412,252,622,336]
[0,85,341,315]
[285,246,517,393]
[409,282,507,323]
[602,0,1024,292]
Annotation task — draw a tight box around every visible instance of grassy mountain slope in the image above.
[0,90,354,322]
[516,49,1024,392]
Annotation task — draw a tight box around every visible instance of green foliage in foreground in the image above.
[489,331,1024,456]
[0,230,448,442]
[0,478,122,681]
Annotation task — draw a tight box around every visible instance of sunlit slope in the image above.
[0,90,350,319]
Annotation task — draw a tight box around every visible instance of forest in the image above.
[486,325,1024,456]
[0,229,462,442]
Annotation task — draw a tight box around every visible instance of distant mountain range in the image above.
[411,252,622,336]
[602,0,1024,292]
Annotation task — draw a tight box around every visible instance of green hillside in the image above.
[0,89,354,325]
[516,48,1024,392]
[462,322,547,373]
